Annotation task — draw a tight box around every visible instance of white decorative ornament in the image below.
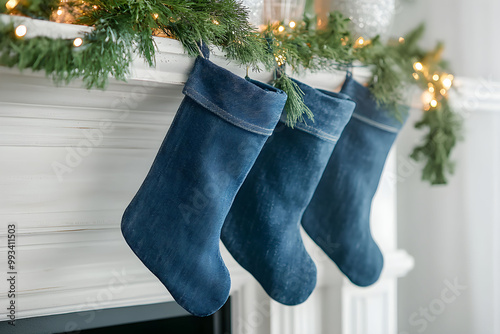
[332,0,396,39]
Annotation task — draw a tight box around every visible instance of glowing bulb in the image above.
[278,25,285,32]
[5,0,19,10]
[399,37,405,43]
[289,21,296,28]
[153,13,159,19]
[430,99,438,108]
[421,91,433,105]
[212,19,219,25]
[93,5,98,9]
[15,25,27,37]
[357,37,365,45]
[428,86,434,93]
[57,9,63,15]
[440,88,447,95]
[413,73,420,80]
[73,37,83,47]
[442,77,452,89]
[413,62,423,71]
[432,74,440,81]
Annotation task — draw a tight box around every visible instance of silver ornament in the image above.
[332,0,395,39]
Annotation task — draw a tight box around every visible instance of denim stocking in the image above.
[121,56,287,316]
[221,79,355,305]
[302,75,408,287]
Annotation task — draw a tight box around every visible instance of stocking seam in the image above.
[351,113,400,133]
[278,119,339,142]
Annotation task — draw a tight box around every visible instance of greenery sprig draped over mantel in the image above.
[0,0,463,184]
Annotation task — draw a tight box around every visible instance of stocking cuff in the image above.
[341,75,409,133]
[278,79,356,142]
[183,57,287,136]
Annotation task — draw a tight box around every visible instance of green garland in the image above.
[0,0,463,184]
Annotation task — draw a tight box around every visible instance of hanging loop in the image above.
[195,39,210,59]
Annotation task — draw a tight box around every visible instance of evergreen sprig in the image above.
[410,99,462,184]
[273,72,313,127]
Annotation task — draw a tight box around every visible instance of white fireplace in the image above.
[0,16,414,333]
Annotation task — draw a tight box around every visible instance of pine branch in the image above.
[410,99,463,184]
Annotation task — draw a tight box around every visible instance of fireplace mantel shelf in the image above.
[0,14,414,334]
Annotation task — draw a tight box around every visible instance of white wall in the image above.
[391,0,500,79]
[391,1,500,333]
[395,86,500,334]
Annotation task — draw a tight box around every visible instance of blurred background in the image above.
[392,0,500,333]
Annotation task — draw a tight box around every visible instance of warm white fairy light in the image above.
[430,99,438,108]
[413,62,423,71]
[153,13,159,19]
[212,19,219,25]
[5,0,19,10]
[442,77,452,89]
[275,54,286,66]
[421,91,433,105]
[57,8,63,15]
[413,73,419,80]
[278,25,285,32]
[428,86,434,93]
[289,21,296,28]
[432,74,440,81]
[15,25,27,37]
[399,37,405,43]
[73,37,83,47]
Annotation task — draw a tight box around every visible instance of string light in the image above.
[430,99,438,108]
[413,73,420,80]
[440,88,447,95]
[289,21,296,29]
[399,37,405,43]
[442,77,452,89]
[355,36,365,47]
[57,8,63,15]
[413,62,423,71]
[428,86,434,93]
[432,74,440,81]
[421,91,433,105]
[153,13,159,19]
[353,37,367,48]
[212,19,219,25]
[278,25,285,32]
[5,0,19,10]
[274,54,286,66]
[15,25,27,37]
[73,37,83,47]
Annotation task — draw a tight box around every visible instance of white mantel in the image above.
[0,15,414,334]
